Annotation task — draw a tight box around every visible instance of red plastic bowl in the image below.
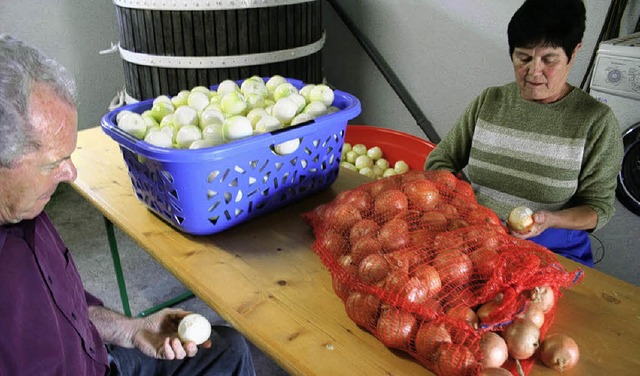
[345,125,436,170]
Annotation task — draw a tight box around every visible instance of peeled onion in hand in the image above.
[540,333,580,373]
[178,313,212,345]
[507,206,534,233]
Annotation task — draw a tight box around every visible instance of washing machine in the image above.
[589,32,640,215]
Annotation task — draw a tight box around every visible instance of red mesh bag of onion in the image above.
[303,170,583,375]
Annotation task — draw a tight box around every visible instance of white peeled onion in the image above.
[177,313,211,345]
[274,138,300,155]
[507,206,534,232]
[118,112,147,140]
[309,84,334,107]
[222,116,253,141]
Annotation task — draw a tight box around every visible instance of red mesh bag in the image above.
[303,170,583,375]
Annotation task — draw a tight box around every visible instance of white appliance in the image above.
[589,32,640,132]
[589,32,640,215]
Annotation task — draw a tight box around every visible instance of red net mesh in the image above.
[303,170,583,375]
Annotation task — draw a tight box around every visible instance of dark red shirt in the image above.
[0,212,109,375]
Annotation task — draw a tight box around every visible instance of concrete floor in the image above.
[44,182,640,375]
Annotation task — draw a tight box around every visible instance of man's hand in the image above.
[132,309,212,360]
[89,306,211,360]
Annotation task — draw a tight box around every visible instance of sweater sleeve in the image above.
[425,91,486,172]
[572,109,624,230]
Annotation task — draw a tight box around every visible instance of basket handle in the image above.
[269,118,315,135]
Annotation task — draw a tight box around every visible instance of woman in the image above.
[425,0,624,267]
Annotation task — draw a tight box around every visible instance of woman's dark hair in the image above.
[508,0,586,62]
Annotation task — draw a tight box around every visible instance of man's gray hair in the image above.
[0,34,77,168]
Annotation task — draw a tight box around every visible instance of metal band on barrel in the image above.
[113,0,315,11]
[118,32,325,69]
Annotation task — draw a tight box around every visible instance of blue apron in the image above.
[529,228,593,267]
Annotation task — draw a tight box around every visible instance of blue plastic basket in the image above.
[101,78,361,235]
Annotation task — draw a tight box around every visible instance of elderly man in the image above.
[0,34,255,375]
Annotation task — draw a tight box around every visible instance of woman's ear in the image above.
[572,42,583,59]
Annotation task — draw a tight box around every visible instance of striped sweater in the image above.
[426,82,623,231]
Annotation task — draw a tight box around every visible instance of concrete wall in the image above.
[1,0,638,137]
[0,0,123,130]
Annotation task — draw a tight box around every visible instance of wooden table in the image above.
[71,126,640,375]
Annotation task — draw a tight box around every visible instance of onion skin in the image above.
[540,334,580,373]
[530,285,555,313]
[479,332,508,368]
[435,342,478,376]
[501,318,540,359]
[518,303,545,328]
[414,321,452,365]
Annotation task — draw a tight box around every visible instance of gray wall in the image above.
[0,0,123,130]
[1,0,638,137]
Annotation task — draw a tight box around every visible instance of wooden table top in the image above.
[70,126,640,375]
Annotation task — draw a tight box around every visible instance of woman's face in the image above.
[512,44,581,104]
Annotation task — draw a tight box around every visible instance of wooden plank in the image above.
[114,8,133,99]
[276,5,287,76]
[225,9,240,80]
[215,10,229,81]
[162,11,179,95]
[237,9,251,79]
[123,8,141,100]
[258,7,271,77]
[144,9,162,97]
[203,10,219,86]
[286,4,296,80]
[181,11,197,89]
[171,11,188,92]
[192,10,208,86]
[152,10,170,95]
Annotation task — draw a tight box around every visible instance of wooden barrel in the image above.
[113,0,324,101]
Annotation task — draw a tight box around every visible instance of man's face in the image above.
[512,44,580,104]
[0,83,78,224]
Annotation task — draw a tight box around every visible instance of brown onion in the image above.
[530,285,555,313]
[435,342,478,376]
[414,321,452,365]
[376,307,416,349]
[540,333,580,373]
[477,293,504,323]
[518,303,545,328]
[446,304,479,329]
[479,332,508,368]
[501,317,540,359]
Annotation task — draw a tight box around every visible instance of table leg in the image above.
[102,216,195,318]
[104,216,132,317]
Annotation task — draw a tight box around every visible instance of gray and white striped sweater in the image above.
[426,82,623,231]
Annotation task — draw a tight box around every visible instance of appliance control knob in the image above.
[607,68,622,84]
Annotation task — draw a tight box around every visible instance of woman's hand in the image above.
[507,205,598,239]
[131,308,212,360]
[508,210,551,239]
